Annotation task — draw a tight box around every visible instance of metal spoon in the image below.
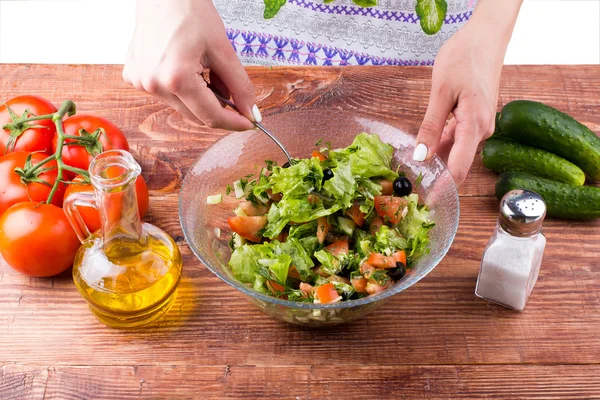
[208,86,293,163]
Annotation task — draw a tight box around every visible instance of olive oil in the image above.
[64,150,182,329]
[72,224,182,328]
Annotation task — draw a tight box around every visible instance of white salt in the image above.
[475,229,545,311]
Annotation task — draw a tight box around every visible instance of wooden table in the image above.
[1,65,600,399]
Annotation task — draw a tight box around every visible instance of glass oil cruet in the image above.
[64,150,182,328]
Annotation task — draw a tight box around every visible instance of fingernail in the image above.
[413,143,428,162]
[251,104,262,123]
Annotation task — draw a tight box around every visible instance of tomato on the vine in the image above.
[64,173,149,234]
[0,202,79,277]
[0,152,65,215]
[0,96,57,154]
[53,115,129,176]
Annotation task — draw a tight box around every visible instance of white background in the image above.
[0,0,599,65]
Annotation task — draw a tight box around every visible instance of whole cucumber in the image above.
[497,100,600,180]
[496,171,600,220]
[482,139,585,186]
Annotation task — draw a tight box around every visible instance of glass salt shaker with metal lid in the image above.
[475,189,547,311]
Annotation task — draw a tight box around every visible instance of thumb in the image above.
[414,84,456,162]
[207,37,259,123]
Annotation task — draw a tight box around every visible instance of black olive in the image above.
[322,168,334,182]
[393,176,412,197]
[282,161,291,168]
[389,262,406,281]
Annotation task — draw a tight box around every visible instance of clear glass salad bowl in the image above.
[179,109,460,327]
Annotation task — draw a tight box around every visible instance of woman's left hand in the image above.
[413,0,523,185]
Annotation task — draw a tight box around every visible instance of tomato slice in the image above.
[378,180,394,195]
[374,195,408,224]
[288,265,301,280]
[351,277,368,293]
[366,282,387,295]
[227,216,267,242]
[267,280,286,293]
[393,250,407,266]
[360,262,375,275]
[275,230,289,243]
[315,283,340,303]
[346,204,366,227]
[367,252,396,269]
[239,201,269,216]
[267,189,283,202]
[326,240,349,256]
[312,150,327,161]
[299,282,313,297]
[369,216,384,235]
[317,216,329,244]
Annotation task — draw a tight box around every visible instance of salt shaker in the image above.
[475,189,547,311]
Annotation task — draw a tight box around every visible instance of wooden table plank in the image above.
[2,364,600,400]
[1,65,600,398]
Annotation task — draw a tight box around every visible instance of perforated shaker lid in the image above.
[499,189,547,237]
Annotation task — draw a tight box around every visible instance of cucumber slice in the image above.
[337,216,356,236]
[206,194,222,204]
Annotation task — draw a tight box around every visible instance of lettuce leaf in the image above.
[229,244,270,292]
[263,197,341,238]
[397,194,435,263]
[288,220,317,239]
[275,238,315,281]
[322,159,356,210]
[333,133,398,181]
[314,249,340,276]
[270,158,323,197]
[374,225,408,254]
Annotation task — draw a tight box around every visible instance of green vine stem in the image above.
[11,100,91,204]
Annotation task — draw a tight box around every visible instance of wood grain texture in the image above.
[1,65,600,399]
[2,364,600,400]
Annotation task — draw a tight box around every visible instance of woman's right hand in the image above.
[123,0,259,131]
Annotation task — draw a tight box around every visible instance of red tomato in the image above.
[378,180,394,195]
[374,195,409,225]
[311,150,327,161]
[288,266,301,280]
[267,280,286,294]
[315,283,340,303]
[325,240,349,256]
[316,216,330,244]
[393,250,407,266]
[351,277,368,293]
[346,204,366,227]
[239,201,269,216]
[307,194,318,205]
[0,202,79,277]
[366,281,388,295]
[367,253,396,269]
[0,152,65,215]
[227,216,267,242]
[0,96,57,154]
[299,282,313,297]
[64,174,149,234]
[54,115,129,176]
[369,216,384,235]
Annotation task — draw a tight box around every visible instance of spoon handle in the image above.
[209,87,293,163]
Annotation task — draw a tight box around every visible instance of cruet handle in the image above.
[64,191,97,243]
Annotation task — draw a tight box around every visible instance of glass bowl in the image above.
[179,109,459,327]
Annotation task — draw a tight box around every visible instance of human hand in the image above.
[123,0,259,131]
[413,0,523,185]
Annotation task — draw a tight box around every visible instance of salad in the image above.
[217,133,434,304]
